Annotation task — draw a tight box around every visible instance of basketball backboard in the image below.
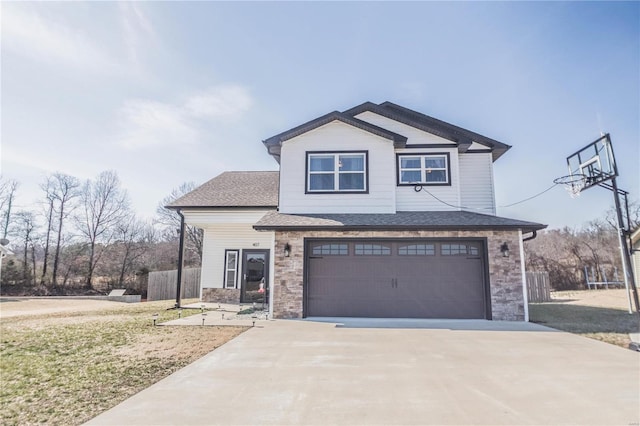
[566,133,617,191]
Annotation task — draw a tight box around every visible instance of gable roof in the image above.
[254,210,546,233]
[344,101,511,161]
[262,111,408,163]
[166,171,279,209]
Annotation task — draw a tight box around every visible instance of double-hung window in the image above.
[307,151,367,193]
[397,153,450,185]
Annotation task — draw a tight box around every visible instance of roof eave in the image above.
[364,101,512,162]
[262,110,407,160]
[254,223,548,232]
[167,205,278,211]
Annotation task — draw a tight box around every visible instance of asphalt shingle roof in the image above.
[254,210,546,233]
[166,171,279,209]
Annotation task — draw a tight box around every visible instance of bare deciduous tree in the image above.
[114,216,150,287]
[39,177,56,285]
[155,182,203,264]
[49,173,81,286]
[11,211,38,287]
[0,179,19,240]
[39,173,81,285]
[525,219,624,290]
[76,171,130,288]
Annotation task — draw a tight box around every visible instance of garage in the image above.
[306,239,489,319]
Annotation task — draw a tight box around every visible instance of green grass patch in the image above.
[0,300,247,425]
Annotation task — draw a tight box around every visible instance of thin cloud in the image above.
[119,2,158,68]
[185,85,253,119]
[2,4,119,73]
[117,100,198,150]
[117,85,254,150]
[2,145,96,181]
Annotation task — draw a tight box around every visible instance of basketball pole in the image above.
[611,177,640,314]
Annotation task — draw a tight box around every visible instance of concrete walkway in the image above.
[86,319,640,425]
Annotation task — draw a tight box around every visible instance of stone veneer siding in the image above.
[202,288,241,304]
[272,230,525,321]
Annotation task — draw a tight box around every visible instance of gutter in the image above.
[522,230,538,242]
[253,224,547,233]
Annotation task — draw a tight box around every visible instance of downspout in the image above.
[175,210,186,309]
[519,230,539,322]
[518,230,529,322]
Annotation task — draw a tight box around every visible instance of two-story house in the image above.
[168,102,546,321]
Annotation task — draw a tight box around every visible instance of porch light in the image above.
[284,243,291,257]
[500,242,510,258]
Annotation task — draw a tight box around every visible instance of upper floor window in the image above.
[397,153,450,185]
[307,151,368,193]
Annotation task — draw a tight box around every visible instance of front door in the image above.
[241,250,269,304]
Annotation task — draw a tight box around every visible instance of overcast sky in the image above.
[2,1,638,230]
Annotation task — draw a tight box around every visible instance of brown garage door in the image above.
[306,240,488,319]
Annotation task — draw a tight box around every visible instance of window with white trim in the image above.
[224,250,239,288]
[307,152,367,192]
[398,153,449,185]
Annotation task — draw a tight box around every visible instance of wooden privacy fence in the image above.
[147,268,200,301]
[526,271,552,303]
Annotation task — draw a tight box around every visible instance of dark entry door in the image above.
[241,250,269,304]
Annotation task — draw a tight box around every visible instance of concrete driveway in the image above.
[87,319,639,425]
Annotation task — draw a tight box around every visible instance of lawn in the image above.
[0,299,247,426]
[529,290,640,349]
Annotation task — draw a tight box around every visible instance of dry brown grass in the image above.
[0,299,247,426]
[529,289,640,349]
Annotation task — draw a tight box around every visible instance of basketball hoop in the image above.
[553,174,587,198]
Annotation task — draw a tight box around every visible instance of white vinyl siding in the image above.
[182,210,273,227]
[459,153,496,215]
[632,239,640,286]
[467,141,490,151]
[182,210,275,291]
[355,111,454,145]
[395,147,461,211]
[279,121,396,214]
[198,224,274,290]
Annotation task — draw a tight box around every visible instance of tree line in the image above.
[525,205,639,290]
[0,173,202,296]
[0,173,637,295]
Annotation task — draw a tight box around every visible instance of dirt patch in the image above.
[116,326,240,361]
[0,297,130,318]
[551,289,635,311]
